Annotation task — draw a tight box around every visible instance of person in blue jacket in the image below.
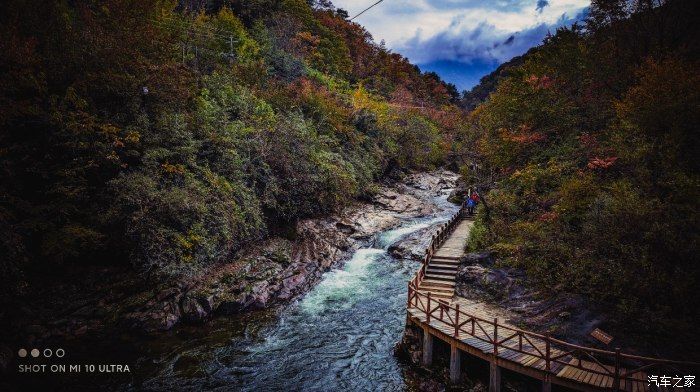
[466,197,475,215]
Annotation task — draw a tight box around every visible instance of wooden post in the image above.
[519,332,523,351]
[493,318,499,355]
[489,360,501,392]
[613,347,621,391]
[407,282,412,308]
[426,292,432,323]
[422,327,433,367]
[542,374,552,392]
[543,335,552,391]
[450,344,461,383]
[454,304,460,337]
[545,335,551,372]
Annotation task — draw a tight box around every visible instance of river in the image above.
[11,188,458,391]
[102,189,456,391]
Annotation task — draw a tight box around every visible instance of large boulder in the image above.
[460,252,493,266]
[181,296,212,323]
[455,252,523,301]
[395,323,424,366]
[387,227,433,260]
[447,178,468,204]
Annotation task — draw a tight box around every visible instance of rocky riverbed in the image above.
[1,170,459,367]
[3,168,474,391]
[125,169,458,332]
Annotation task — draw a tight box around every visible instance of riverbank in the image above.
[3,169,468,391]
[1,169,459,371]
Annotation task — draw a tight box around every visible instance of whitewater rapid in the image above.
[131,191,458,391]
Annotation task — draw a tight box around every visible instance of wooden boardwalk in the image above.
[414,219,472,300]
[407,206,699,391]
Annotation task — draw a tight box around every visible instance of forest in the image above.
[0,0,470,300]
[466,0,699,350]
[1,0,698,358]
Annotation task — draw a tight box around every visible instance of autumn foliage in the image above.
[466,0,700,350]
[0,0,469,297]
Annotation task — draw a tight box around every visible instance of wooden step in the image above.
[430,257,460,264]
[417,284,453,294]
[421,279,456,288]
[416,291,452,299]
[416,287,453,296]
[428,265,460,272]
[428,261,459,271]
[431,255,462,261]
[418,290,454,300]
[430,256,460,265]
[424,273,455,282]
[425,269,456,277]
[426,266,456,273]
[428,260,459,266]
[416,285,453,293]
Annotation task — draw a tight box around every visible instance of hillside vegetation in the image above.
[467,0,699,345]
[0,0,470,297]
[459,54,528,112]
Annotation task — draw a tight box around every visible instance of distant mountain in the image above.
[417,59,499,93]
[458,49,535,111]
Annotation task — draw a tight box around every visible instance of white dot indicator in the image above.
[43,349,53,358]
[30,349,40,358]
[56,348,65,358]
[18,349,27,358]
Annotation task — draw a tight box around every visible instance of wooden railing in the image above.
[410,205,467,289]
[406,204,699,389]
[408,270,700,389]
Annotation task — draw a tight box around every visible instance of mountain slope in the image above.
[0,0,470,297]
[465,0,700,356]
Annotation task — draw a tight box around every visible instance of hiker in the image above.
[466,197,475,215]
[470,191,480,206]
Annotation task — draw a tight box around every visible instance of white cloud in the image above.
[332,0,590,62]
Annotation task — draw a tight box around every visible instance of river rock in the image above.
[123,296,184,332]
[388,227,435,261]
[396,323,424,366]
[181,296,209,323]
[455,252,521,302]
[374,189,422,214]
[417,379,444,392]
[404,170,453,194]
[447,181,468,205]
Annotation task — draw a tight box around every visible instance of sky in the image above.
[332,0,591,91]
